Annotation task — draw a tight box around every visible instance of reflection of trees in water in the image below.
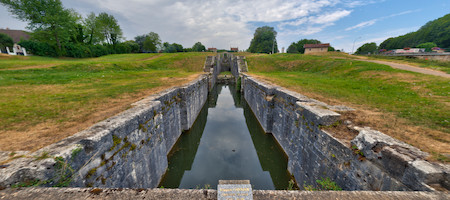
[160,84,291,190]
[159,98,209,188]
[243,101,291,190]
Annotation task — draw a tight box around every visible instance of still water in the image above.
[159,84,291,189]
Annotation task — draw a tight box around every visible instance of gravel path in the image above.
[356,58,450,78]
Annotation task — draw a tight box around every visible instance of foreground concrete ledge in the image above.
[1,188,448,200]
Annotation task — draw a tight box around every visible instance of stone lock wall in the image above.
[242,75,449,191]
[0,75,209,188]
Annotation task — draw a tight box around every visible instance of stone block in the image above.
[296,102,341,126]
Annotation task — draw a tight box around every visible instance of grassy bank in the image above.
[241,52,449,161]
[0,52,212,151]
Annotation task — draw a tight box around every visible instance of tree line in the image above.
[379,14,450,50]
[354,13,449,55]
[247,26,336,54]
[0,0,207,57]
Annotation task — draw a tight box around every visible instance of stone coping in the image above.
[1,188,448,200]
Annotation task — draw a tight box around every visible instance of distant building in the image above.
[392,48,425,54]
[230,47,238,52]
[281,47,285,53]
[303,43,330,54]
[0,28,30,56]
[0,28,30,43]
[208,47,217,52]
[431,47,445,53]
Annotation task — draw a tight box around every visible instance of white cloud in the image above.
[345,9,419,31]
[58,0,353,49]
[345,19,377,31]
[308,10,352,24]
[1,0,372,50]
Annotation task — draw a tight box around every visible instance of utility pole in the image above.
[272,35,275,54]
[352,36,361,54]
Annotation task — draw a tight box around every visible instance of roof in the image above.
[303,43,330,48]
[0,29,31,43]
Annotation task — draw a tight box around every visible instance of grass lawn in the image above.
[239,52,449,162]
[0,52,213,151]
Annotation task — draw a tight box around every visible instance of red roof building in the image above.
[0,29,31,43]
[303,43,330,54]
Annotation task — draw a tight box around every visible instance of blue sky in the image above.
[0,0,448,52]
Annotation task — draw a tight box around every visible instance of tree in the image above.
[380,14,450,49]
[135,32,161,52]
[96,12,123,47]
[122,40,140,53]
[416,42,437,52]
[172,43,183,52]
[248,26,278,53]
[355,42,378,55]
[0,33,14,52]
[192,42,206,52]
[286,43,298,53]
[1,0,79,54]
[287,39,321,54]
[83,12,103,45]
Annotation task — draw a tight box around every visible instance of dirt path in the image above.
[0,64,60,71]
[354,58,450,78]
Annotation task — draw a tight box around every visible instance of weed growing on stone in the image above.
[303,177,342,191]
[34,152,51,161]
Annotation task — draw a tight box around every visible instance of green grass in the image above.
[0,52,212,136]
[246,53,449,134]
[368,55,450,74]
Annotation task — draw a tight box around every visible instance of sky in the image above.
[0,0,449,53]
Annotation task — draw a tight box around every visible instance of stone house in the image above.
[303,43,330,54]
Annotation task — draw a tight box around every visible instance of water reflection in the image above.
[159,84,290,189]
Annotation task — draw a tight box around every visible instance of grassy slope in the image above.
[241,52,449,161]
[0,52,213,151]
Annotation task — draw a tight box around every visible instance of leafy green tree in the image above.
[135,32,161,52]
[287,39,321,54]
[122,40,140,53]
[172,43,183,52]
[1,0,79,55]
[83,12,103,45]
[96,12,123,47]
[380,14,450,49]
[416,42,437,52]
[0,33,14,52]
[142,32,161,52]
[192,42,206,52]
[286,44,298,53]
[248,26,278,53]
[355,42,378,55]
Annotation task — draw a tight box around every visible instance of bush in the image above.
[89,44,110,57]
[19,40,58,57]
[0,33,14,52]
[114,43,132,54]
[64,43,91,58]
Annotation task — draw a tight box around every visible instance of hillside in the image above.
[380,14,450,49]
